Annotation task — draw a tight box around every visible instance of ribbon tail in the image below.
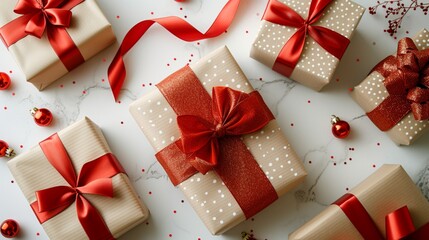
[107,0,240,101]
[273,27,306,77]
[47,26,85,71]
[76,195,114,240]
[30,200,72,224]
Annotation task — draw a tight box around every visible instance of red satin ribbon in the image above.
[30,133,125,240]
[155,66,278,218]
[367,37,429,131]
[107,0,240,101]
[262,0,350,77]
[334,193,429,240]
[0,0,85,71]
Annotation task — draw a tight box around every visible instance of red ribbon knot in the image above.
[177,86,274,175]
[0,0,85,71]
[262,0,350,77]
[367,37,429,131]
[29,133,125,240]
[334,193,429,240]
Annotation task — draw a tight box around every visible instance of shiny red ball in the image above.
[332,120,351,139]
[0,72,11,90]
[32,108,53,127]
[1,219,19,238]
[0,140,9,157]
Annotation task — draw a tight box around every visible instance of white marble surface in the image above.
[0,0,428,239]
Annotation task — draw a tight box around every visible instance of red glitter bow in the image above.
[335,193,429,240]
[30,133,125,240]
[0,0,85,71]
[177,87,274,174]
[367,38,429,131]
[262,0,350,77]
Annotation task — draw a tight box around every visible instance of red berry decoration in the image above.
[1,219,19,238]
[0,140,15,158]
[31,107,53,127]
[0,72,11,90]
[331,115,351,139]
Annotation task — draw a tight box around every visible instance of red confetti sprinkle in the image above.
[290,123,294,127]
[173,58,177,61]
[102,79,105,82]
[330,156,334,159]
[36,232,40,236]
[344,162,347,165]
[251,218,255,221]
[173,210,177,214]
[9,70,12,73]
[3,106,7,110]
[60,84,64,88]
[333,162,337,166]
[117,100,121,104]
[197,42,200,45]
[181,200,184,203]
[12,92,15,96]
[167,63,170,67]
[372,164,376,168]
[190,54,194,57]
[348,88,354,92]
[142,169,145,172]
[308,161,312,164]
[82,90,86,94]
[146,222,149,225]
[149,191,152,195]
[336,78,340,82]
[116,15,120,19]
[377,143,381,146]
[307,100,311,103]
[149,83,152,86]
[245,30,249,33]
[356,58,360,62]
[349,158,352,161]
[72,81,76,84]
[102,58,106,62]
[11,180,14,183]
[259,77,263,81]
[184,15,187,18]
[142,84,145,87]
[20,145,23,148]
[150,12,154,15]
[180,7,183,10]
[346,188,349,191]
[169,234,172,237]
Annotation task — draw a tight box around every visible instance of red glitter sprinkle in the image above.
[307,100,311,103]
[309,161,312,164]
[142,169,145,172]
[11,180,14,183]
[9,70,12,74]
[149,191,152,195]
[120,121,124,124]
[372,164,376,168]
[169,234,172,237]
[150,12,154,15]
[12,92,15,96]
[173,210,177,214]
[330,156,334,159]
[82,90,86,94]
[377,143,380,146]
[116,15,120,19]
[333,163,337,166]
[184,15,187,18]
[290,123,294,127]
[36,232,40,236]
[20,145,23,148]
[3,106,7,110]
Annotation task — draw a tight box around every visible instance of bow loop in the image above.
[177,87,273,174]
[36,185,76,212]
[14,0,41,14]
[25,11,47,38]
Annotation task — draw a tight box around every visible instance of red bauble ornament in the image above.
[1,219,19,238]
[30,107,53,127]
[0,72,11,90]
[331,115,351,139]
[0,140,15,158]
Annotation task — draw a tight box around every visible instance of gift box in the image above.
[290,164,429,239]
[250,0,365,91]
[352,29,429,145]
[0,0,116,90]
[7,117,149,239]
[129,46,307,235]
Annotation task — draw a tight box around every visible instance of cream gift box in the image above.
[290,164,429,239]
[0,0,116,90]
[250,0,365,91]
[129,46,307,235]
[352,29,429,145]
[7,117,149,239]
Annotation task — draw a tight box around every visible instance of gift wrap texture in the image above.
[130,46,307,234]
[289,164,429,239]
[250,0,365,91]
[7,117,149,240]
[0,0,116,90]
[352,29,429,145]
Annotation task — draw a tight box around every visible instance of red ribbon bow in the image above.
[262,0,350,77]
[177,86,275,174]
[334,193,429,240]
[30,133,125,240]
[367,38,429,131]
[0,0,85,71]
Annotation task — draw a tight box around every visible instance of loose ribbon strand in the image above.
[108,0,240,101]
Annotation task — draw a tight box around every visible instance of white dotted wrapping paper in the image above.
[352,29,429,145]
[250,0,365,91]
[129,46,307,235]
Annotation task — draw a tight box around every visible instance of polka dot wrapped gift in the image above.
[0,0,116,90]
[250,0,365,91]
[7,117,149,239]
[129,46,307,235]
[352,29,429,145]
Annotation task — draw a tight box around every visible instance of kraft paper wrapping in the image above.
[0,0,116,90]
[7,117,149,240]
[352,29,429,145]
[129,46,307,235]
[289,164,429,240]
[250,0,365,91]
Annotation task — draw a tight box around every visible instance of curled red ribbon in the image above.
[262,0,350,77]
[334,193,429,240]
[30,133,125,240]
[107,0,240,101]
[155,66,278,218]
[367,38,429,131]
[0,0,85,71]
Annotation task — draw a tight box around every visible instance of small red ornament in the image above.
[0,140,15,158]
[331,115,351,139]
[0,72,11,90]
[1,219,19,238]
[30,107,53,127]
